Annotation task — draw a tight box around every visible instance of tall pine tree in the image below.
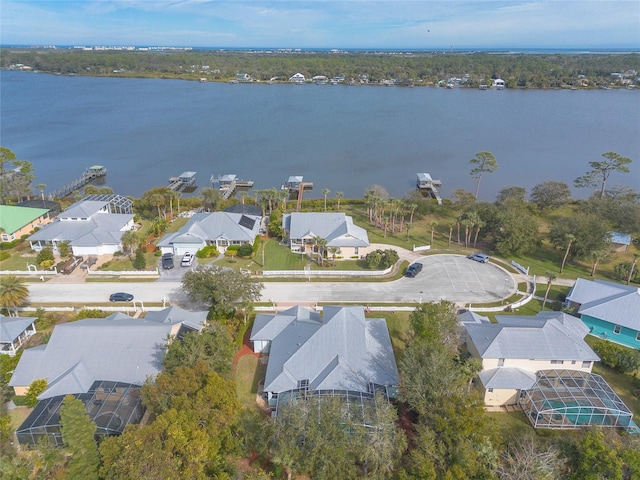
[59,395,99,480]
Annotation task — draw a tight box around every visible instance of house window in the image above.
[613,325,621,335]
[582,361,591,368]
[487,388,494,393]
[297,379,309,390]
[497,358,505,367]
[571,360,576,365]
[354,247,359,255]
[636,332,640,341]
[551,360,564,365]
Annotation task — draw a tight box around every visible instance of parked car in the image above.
[467,253,489,263]
[405,262,423,278]
[181,252,194,267]
[109,292,134,302]
[162,253,174,269]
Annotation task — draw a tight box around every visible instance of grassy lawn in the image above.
[374,311,411,359]
[591,358,640,418]
[235,354,266,410]
[9,406,32,431]
[98,251,159,271]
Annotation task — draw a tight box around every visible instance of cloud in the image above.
[1,0,638,48]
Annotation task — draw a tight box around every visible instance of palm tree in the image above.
[314,236,328,267]
[429,221,438,247]
[323,188,330,212]
[149,193,165,218]
[560,234,575,274]
[542,271,557,311]
[0,275,29,316]
[200,188,221,213]
[473,219,484,248]
[461,219,473,247]
[335,191,343,211]
[35,183,47,207]
[448,222,455,248]
[627,253,639,285]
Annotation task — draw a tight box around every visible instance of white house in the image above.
[282,212,370,257]
[462,311,599,407]
[289,73,305,83]
[157,211,262,255]
[27,195,135,256]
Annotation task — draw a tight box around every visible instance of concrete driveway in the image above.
[27,254,517,308]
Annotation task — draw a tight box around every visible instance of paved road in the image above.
[27,254,518,307]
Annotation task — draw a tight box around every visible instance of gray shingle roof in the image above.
[9,308,207,399]
[27,210,132,247]
[567,278,640,331]
[0,315,36,343]
[465,312,599,362]
[253,306,398,394]
[283,212,369,247]
[478,367,537,389]
[157,212,261,248]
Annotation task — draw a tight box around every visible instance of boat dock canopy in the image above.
[178,171,197,182]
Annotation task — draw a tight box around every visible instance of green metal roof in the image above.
[0,205,49,235]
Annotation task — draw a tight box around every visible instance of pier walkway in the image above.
[50,166,107,199]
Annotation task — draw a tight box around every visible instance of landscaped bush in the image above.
[36,248,54,266]
[238,243,253,257]
[591,338,640,374]
[0,251,10,261]
[196,245,218,258]
[0,238,22,250]
[364,249,399,269]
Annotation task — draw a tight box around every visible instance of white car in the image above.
[181,252,194,267]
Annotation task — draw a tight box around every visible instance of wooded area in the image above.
[2,48,639,88]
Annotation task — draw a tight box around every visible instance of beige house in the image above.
[461,311,600,407]
[0,205,52,242]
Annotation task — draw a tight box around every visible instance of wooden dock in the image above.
[282,176,313,211]
[210,174,254,199]
[169,171,197,191]
[416,173,442,205]
[50,165,107,198]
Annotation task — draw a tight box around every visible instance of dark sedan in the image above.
[109,292,134,302]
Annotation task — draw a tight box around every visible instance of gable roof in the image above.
[9,308,207,399]
[0,205,49,234]
[283,212,369,247]
[465,312,599,362]
[253,306,398,394]
[157,212,261,248]
[0,315,36,343]
[567,278,640,330]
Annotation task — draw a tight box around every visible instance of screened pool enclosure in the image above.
[16,381,145,446]
[519,370,635,432]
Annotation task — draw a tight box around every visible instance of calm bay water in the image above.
[1,70,638,201]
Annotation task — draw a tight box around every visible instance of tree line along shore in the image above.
[2,48,639,89]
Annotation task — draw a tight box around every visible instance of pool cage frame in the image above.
[518,370,634,431]
[274,388,390,432]
[16,381,145,446]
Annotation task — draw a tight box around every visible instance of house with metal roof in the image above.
[463,311,600,406]
[250,305,399,409]
[282,212,370,257]
[565,278,640,349]
[0,315,37,356]
[157,211,262,255]
[0,205,52,242]
[26,195,134,256]
[9,306,207,445]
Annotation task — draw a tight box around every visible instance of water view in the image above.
[1,70,638,201]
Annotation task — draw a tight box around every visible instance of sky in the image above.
[1,1,639,50]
